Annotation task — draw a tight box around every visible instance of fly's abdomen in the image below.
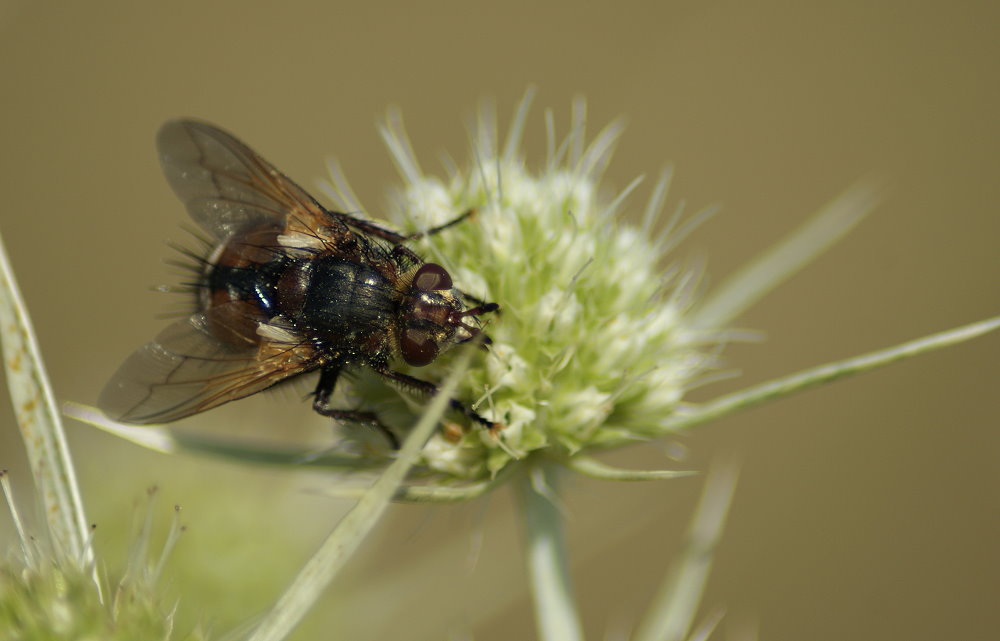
[200,227,285,346]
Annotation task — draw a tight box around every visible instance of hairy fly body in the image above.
[99,120,499,447]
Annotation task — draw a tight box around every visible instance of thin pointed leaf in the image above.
[502,86,537,163]
[564,455,696,481]
[316,469,511,503]
[634,461,739,641]
[1,471,34,566]
[0,230,93,571]
[664,315,1000,432]
[686,608,726,641]
[690,180,882,329]
[64,401,383,470]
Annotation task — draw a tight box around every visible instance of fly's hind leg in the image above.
[312,366,400,449]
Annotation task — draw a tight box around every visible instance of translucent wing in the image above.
[157,120,342,240]
[99,305,320,424]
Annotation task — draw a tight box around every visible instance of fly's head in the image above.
[397,262,498,367]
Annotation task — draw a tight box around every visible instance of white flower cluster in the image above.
[329,99,714,481]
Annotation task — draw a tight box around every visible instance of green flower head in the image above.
[326,93,714,482]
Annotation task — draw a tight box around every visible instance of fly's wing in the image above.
[99,305,320,424]
[157,120,346,241]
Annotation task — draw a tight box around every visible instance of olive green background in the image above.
[0,2,997,640]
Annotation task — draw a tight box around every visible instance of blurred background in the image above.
[0,1,997,639]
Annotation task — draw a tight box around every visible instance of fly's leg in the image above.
[457,290,499,312]
[312,366,400,449]
[329,209,477,245]
[401,208,476,241]
[377,368,503,435]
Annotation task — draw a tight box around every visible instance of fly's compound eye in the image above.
[401,328,440,366]
[412,263,453,291]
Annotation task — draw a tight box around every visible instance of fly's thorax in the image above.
[278,255,397,343]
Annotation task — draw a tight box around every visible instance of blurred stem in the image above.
[690,180,880,329]
[518,461,584,641]
[246,345,477,641]
[633,460,739,641]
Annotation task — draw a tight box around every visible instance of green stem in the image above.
[518,462,584,641]
[665,315,1000,432]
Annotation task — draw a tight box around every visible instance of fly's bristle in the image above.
[165,259,205,274]
[166,244,208,265]
[178,224,214,250]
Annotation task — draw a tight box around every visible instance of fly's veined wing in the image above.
[157,120,341,241]
[99,305,319,424]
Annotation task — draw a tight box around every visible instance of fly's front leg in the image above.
[402,208,477,241]
[329,209,477,245]
[377,368,503,435]
[312,366,400,449]
[457,289,499,312]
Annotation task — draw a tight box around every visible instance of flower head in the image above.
[0,475,205,640]
[325,95,715,482]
